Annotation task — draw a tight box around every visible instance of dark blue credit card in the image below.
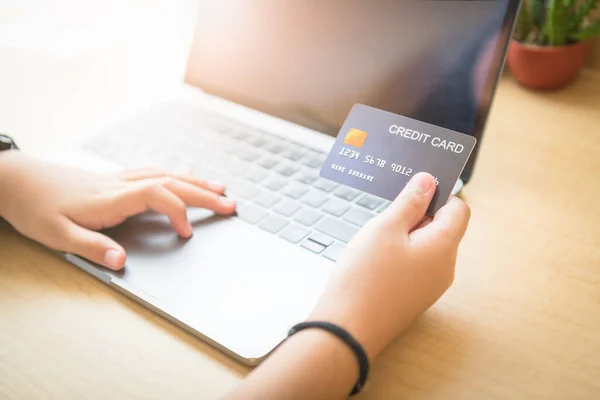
[320,104,477,215]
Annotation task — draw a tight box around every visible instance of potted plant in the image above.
[508,0,600,90]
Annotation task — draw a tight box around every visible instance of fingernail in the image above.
[220,197,236,207]
[104,249,121,269]
[185,221,194,237]
[409,173,434,195]
[208,181,225,192]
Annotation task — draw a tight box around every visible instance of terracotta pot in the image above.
[507,40,590,90]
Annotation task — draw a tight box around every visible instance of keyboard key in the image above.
[219,140,242,154]
[233,198,246,208]
[282,182,309,199]
[238,148,261,162]
[253,191,281,208]
[264,140,287,153]
[246,134,268,147]
[377,201,391,213]
[281,147,307,161]
[333,186,361,201]
[209,122,236,136]
[343,207,375,227]
[201,169,231,184]
[293,208,324,226]
[279,223,310,243]
[273,199,302,217]
[295,169,319,185]
[257,155,281,169]
[164,155,191,170]
[152,152,176,168]
[301,239,326,254]
[258,214,289,234]
[313,178,338,193]
[197,151,223,168]
[356,194,385,210]
[274,162,300,177]
[230,131,249,140]
[322,242,347,262]
[315,217,359,243]
[222,159,248,175]
[301,152,327,168]
[190,164,212,178]
[227,181,260,199]
[263,174,288,191]
[301,189,329,208]
[236,203,268,224]
[308,232,334,247]
[321,198,351,217]
[243,166,270,183]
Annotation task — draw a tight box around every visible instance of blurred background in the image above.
[0,0,198,151]
[1,0,599,153]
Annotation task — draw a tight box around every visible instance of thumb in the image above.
[412,195,471,246]
[385,172,436,232]
[61,221,126,270]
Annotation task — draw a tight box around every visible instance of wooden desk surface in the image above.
[1,73,599,399]
[1,7,600,398]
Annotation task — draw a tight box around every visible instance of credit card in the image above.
[320,104,477,215]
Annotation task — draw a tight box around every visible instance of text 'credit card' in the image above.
[320,104,477,215]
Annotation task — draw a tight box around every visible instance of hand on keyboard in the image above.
[0,152,236,271]
[83,107,392,260]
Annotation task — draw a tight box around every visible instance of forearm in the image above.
[222,329,359,400]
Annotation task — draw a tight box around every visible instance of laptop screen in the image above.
[185,0,520,182]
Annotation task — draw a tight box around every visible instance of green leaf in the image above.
[568,0,597,31]
[515,0,533,41]
[563,0,575,7]
[532,0,546,28]
[569,19,600,41]
[544,0,569,45]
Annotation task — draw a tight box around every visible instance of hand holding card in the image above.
[320,104,477,215]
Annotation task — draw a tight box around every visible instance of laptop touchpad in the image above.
[104,209,217,300]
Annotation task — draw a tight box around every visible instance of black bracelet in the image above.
[0,134,19,151]
[288,321,369,396]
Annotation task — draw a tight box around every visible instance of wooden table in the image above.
[2,73,599,399]
[1,7,600,397]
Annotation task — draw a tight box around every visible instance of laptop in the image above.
[45,0,520,365]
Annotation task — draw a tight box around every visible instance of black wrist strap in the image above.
[0,134,19,151]
[288,321,369,396]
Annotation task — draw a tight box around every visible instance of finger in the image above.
[115,179,193,237]
[412,195,471,245]
[162,179,236,215]
[119,168,226,194]
[385,172,436,232]
[412,215,433,232]
[60,219,127,271]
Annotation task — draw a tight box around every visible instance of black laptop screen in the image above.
[185,0,519,181]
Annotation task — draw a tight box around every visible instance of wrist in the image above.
[288,321,369,395]
[308,296,389,362]
[289,328,359,375]
[283,328,359,395]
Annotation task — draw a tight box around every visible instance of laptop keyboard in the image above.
[82,102,391,262]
